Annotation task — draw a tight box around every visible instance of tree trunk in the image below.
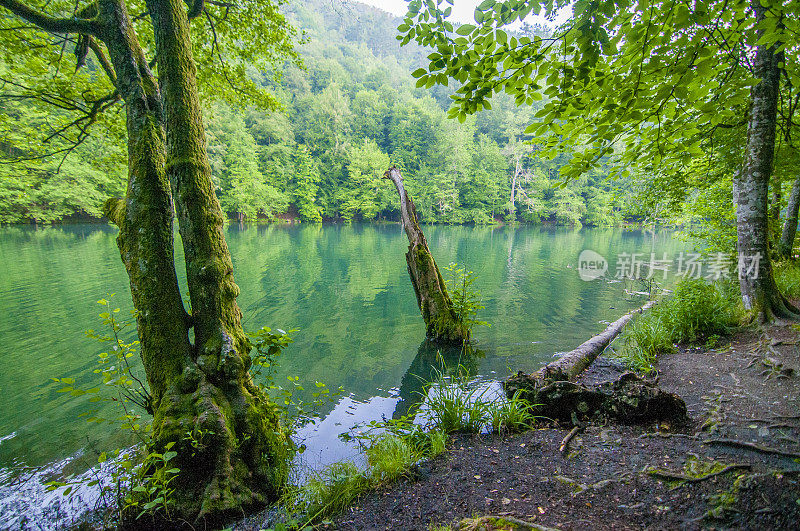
[509,156,519,220]
[143,0,288,523]
[99,0,192,405]
[771,185,781,227]
[536,300,657,383]
[734,1,798,322]
[383,166,468,344]
[779,176,800,257]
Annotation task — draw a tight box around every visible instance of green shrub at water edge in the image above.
[659,278,742,343]
[617,279,742,372]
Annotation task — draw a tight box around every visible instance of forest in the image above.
[1,0,800,529]
[1,0,641,227]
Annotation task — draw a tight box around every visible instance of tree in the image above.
[0,0,297,524]
[337,138,392,221]
[400,0,800,322]
[207,104,288,221]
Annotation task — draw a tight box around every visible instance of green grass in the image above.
[774,260,800,299]
[270,369,538,529]
[616,278,743,372]
[366,434,416,482]
[299,461,369,524]
[423,367,537,434]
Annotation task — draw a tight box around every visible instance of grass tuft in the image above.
[616,278,742,372]
[774,260,800,299]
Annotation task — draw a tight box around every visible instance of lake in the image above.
[0,223,691,527]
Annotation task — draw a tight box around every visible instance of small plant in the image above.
[443,262,488,334]
[126,442,180,519]
[365,434,416,482]
[616,313,675,373]
[423,366,490,433]
[487,390,536,434]
[249,326,342,446]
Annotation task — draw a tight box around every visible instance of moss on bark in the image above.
[384,167,468,345]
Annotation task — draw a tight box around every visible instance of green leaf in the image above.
[456,24,475,36]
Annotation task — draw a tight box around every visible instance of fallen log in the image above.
[504,300,687,425]
[384,166,468,345]
[539,300,658,383]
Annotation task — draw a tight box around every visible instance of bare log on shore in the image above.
[504,299,687,425]
[383,166,468,345]
[538,299,658,383]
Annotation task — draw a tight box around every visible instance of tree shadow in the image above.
[392,339,484,420]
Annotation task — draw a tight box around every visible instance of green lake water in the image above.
[0,223,691,526]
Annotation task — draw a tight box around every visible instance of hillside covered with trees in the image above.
[0,0,638,226]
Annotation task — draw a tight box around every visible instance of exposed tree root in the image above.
[702,438,800,458]
[455,515,561,531]
[646,464,751,485]
[505,372,687,425]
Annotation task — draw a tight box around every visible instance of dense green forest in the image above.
[0,0,639,226]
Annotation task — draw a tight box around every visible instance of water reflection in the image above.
[0,224,692,471]
[392,341,484,420]
[0,223,695,529]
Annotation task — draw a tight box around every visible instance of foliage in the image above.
[46,298,177,522]
[250,325,342,442]
[660,279,743,343]
[0,0,638,227]
[617,314,675,373]
[617,279,742,372]
[442,262,488,334]
[773,261,800,299]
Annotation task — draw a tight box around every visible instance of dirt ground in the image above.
[319,324,800,530]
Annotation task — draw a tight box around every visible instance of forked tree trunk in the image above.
[0,0,288,525]
[779,176,800,257]
[143,0,288,523]
[384,167,468,344]
[734,1,798,322]
[99,0,192,403]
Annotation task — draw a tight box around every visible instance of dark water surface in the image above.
[0,223,690,526]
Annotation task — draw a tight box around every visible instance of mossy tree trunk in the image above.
[383,167,468,344]
[779,175,800,258]
[0,0,289,525]
[141,0,288,524]
[734,1,799,323]
[95,0,193,404]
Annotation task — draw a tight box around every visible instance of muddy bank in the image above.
[318,324,800,530]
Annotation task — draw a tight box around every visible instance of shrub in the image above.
[659,278,741,343]
[774,260,800,299]
[616,279,742,372]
